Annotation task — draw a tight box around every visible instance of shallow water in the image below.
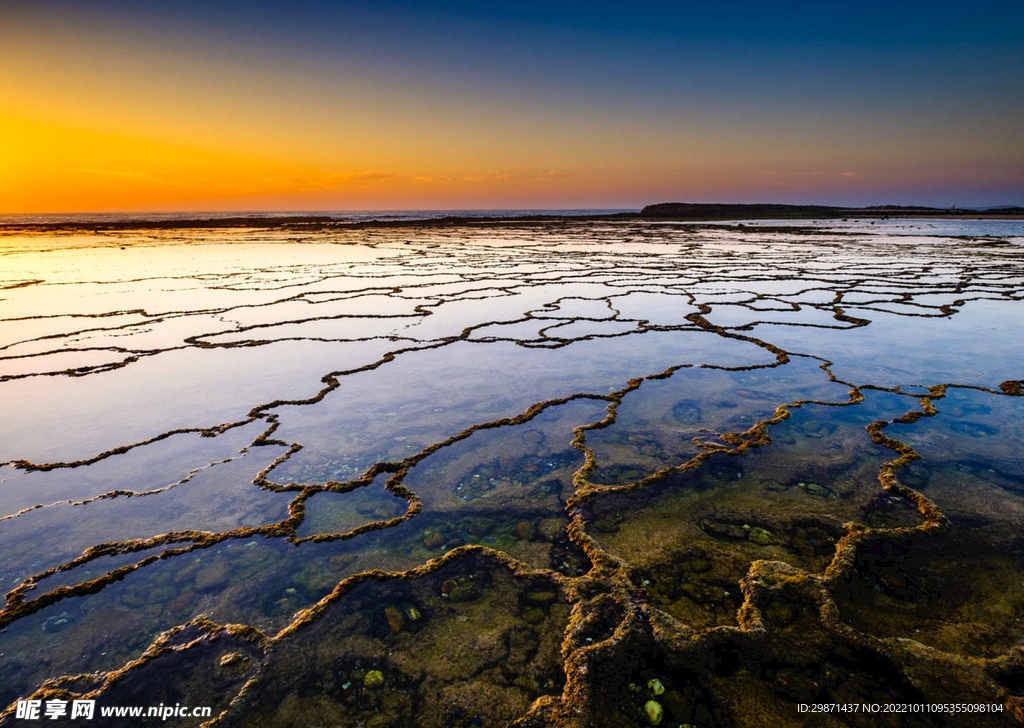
[0,218,1022,727]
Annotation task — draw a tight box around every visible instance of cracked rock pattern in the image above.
[0,218,1023,727]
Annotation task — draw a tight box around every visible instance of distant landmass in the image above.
[2,204,1022,231]
[639,202,1024,220]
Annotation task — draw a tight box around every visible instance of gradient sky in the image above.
[2,0,1022,212]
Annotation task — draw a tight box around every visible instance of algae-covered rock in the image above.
[441,578,480,602]
[515,521,537,540]
[217,651,252,679]
[748,527,776,546]
[801,482,831,497]
[453,583,481,602]
[219,652,245,667]
[537,517,565,541]
[467,517,496,536]
[522,608,546,625]
[644,699,663,725]
[363,670,384,689]
[763,602,797,626]
[660,689,692,722]
[424,531,446,549]
[525,590,557,605]
[194,560,230,591]
[384,606,405,633]
[687,557,711,573]
[700,520,746,540]
[593,518,620,534]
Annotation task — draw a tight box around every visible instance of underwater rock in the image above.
[41,613,72,633]
[424,531,446,549]
[747,527,776,546]
[595,465,645,484]
[326,554,357,573]
[168,589,195,613]
[441,578,480,602]
[949,420,997,438]
[194,560,230,591]
[687,557,711,573]
[593,518,620,534]
[700,519,746,540]
[644,699,663,725]
[515,521,538,540]
[467,517,496,536]
[522,607,546,625]
[668,398,702,424]
[763,602,797,626]
[770,669,821,702]
[538,517,565,541]
[384,606,405,633]
[878,571,909,592]
[525,590,557,605]
[120,591,149,607]
[660,690,692,722]
[798,481,834,498]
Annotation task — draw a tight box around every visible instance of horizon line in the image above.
[4,201,1024,217]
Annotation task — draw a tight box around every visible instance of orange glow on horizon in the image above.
[3,7,1020,214]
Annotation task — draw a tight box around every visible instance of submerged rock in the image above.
[194,560,230,591]
[763,602,797,626]
[660,690,692,722]
[522,607,546,625]
[326,554,357,573]
[424,531,446,549]
[537,517,565,541]
[384,606,405,633]
[525,590,557,605]
[515,521,538,540]
[593,518,620,534]
[644,699,663,725]
[467,517,496,536]
[700,520,747,540]
[441,578,480,602]
[748,527,776,546]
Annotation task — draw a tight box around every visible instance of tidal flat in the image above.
[0,218,1022,727]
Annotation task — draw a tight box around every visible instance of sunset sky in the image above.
[2,0,1022,213]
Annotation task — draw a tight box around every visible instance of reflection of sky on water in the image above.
[0,219,1021,719]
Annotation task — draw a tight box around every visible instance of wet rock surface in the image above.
[0,219,1023,726]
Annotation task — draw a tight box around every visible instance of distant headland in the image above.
[2,204,1022,231]
[638,202,1024,220]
